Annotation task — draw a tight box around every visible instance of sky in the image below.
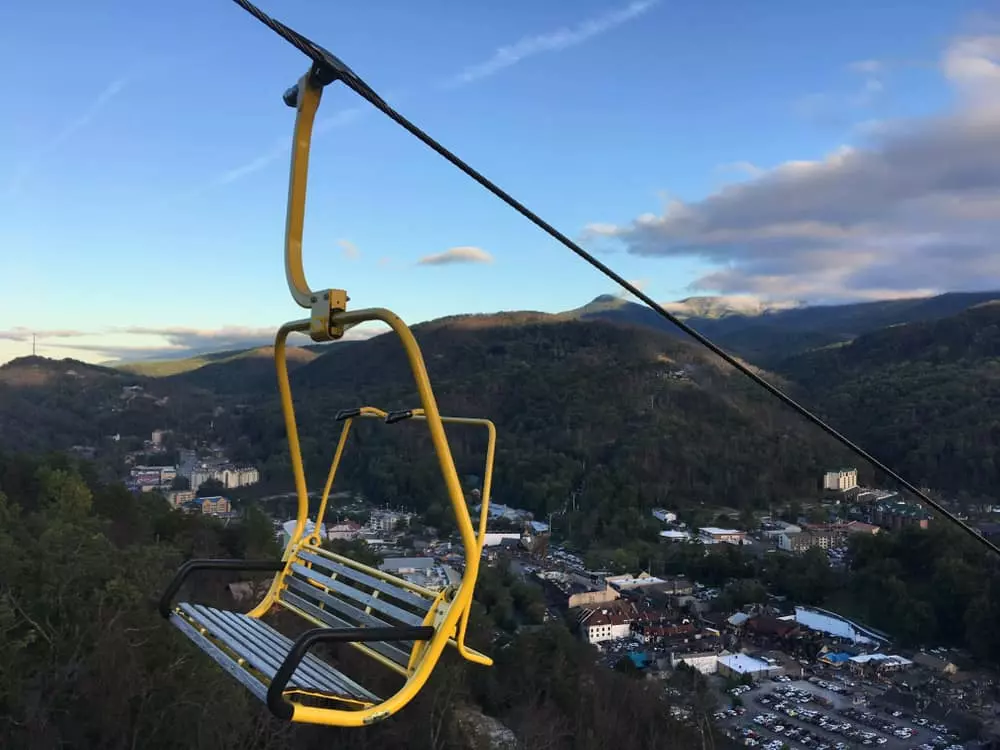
[1,0,999,364]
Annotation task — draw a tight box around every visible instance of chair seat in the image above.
[171,602,381,707]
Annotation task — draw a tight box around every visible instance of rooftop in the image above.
[659,530,692,539]
[379,557,436,571]
[719,653,773,674]
[699,527,743,535]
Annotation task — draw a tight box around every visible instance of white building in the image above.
[698,527,746,545]
[219,465,260,489]
[481,532,522,547]
[579,607,631,644]
[652,508,678,524]
[671,650,720,674]
[823,468,858,491]
[794,606,889,645]
[605,572,667,591]
[368,509,413,534]
[191,463,260,490]
[718,653,776,681]
[326,521,362,540]
[660,530,693,542]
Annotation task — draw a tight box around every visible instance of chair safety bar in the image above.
[158,559,284,619]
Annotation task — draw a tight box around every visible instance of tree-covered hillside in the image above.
[775,302,1000,497]
[221,316,850,548]
[0,452,716,749]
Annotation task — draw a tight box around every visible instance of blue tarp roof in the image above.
[628,652,651,668]
[823,652,852,663]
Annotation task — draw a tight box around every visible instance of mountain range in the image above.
[3,290,1000,539]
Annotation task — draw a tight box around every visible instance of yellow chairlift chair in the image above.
[159,15,496,723]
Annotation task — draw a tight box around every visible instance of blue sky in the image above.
[1,0,997,364]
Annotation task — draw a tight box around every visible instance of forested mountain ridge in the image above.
[775,302,1000,498]
[574,290,1000,364]
[0,316,852,552]
[228,316,848,540]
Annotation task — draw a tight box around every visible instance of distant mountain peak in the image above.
[590,294,623,305]
[575,293,804,321]
[662,295,805,319]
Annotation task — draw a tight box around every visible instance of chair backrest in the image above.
[276,543,442,673]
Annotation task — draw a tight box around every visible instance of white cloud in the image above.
[584,32,1000,302]
[0,323,385,366]
[338,239,360,259]
[182,3,657,196]
[444,0,659,87]
[417,246,495,266]
[4,76,130,196]
[0,327,89,343]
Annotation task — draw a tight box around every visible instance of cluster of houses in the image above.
[549,563,953,686]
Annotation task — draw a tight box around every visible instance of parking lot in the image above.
[716,677,965,750]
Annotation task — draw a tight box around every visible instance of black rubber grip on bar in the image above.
[267,625,435,720]
[335,408,363,421]
[385,409,414,424]
[159,559,285,619]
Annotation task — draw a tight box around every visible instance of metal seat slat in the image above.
[193,605,349,696]
[173,603,380,703]
[296,550,434,612]
[287,563,425,627]
[185,604,352,697]
[280,589,411,666]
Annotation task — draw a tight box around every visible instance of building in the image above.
[130,465,176,488]
[778,522,881,553]
[848,653,912,676]
[578,605,632,644]
[177,449,197,479]
[652,508,678,524]
[605,572,670,591]
[660,530,693,542]
[745,615,801,642]
[911,651,958,675]
[844,520,880,536]
[567,584,620,609]
[218,465,259,489]
[481,532,522,547]
[855,488,899,504]
[824,468,858,492]
[670,649,722,674]
[794,606,889,645]
[326,520,362,540]
[379,557,436,575]
[183,495,231,515]
[633,620,696,645]
[368,509,413,534]
[718,653,777,681]
[190,463,260,491]
[698,527,746,545]
[151,429,167,446]
[871,499,932,530]
[761,520,801,539]
[473,502,532,524]
[777,531,811,553]
[166,490,196,508]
